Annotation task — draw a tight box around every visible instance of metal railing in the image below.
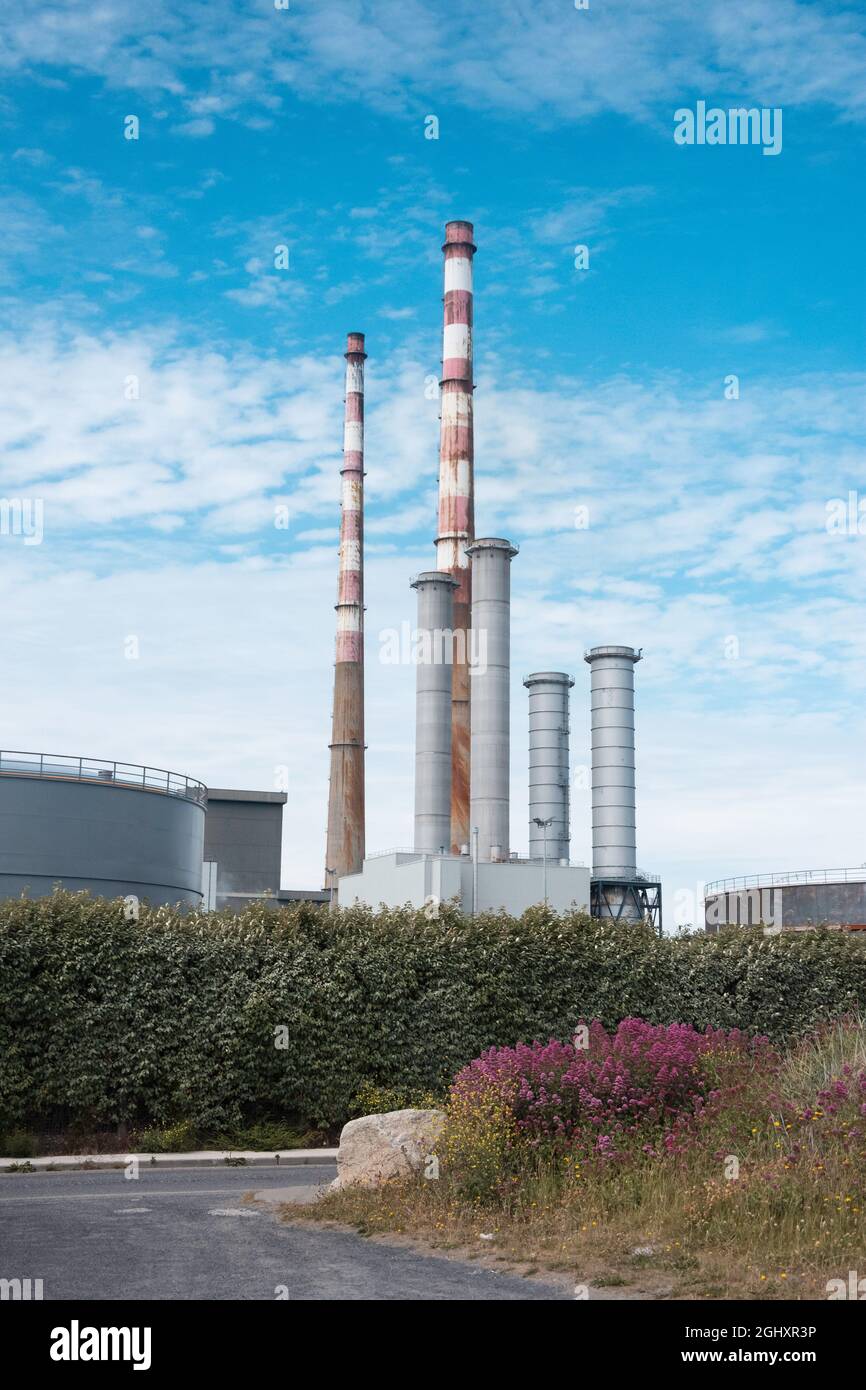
[366,846,587,867]
[588,870,661,884]
[0,751,207,806]
[705,867,866,895]
[366,846,427,859]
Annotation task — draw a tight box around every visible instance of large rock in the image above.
[331,1108,446,1191]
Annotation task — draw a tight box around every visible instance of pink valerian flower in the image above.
[450,1018,773,1161]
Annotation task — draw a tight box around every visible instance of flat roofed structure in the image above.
[337,850,590,917]
[204,787,287,911]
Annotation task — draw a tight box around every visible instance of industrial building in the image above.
[203,788,327,911]
[1,218,661,925]
[328,221,660,927]
[339,850,591,918]
[705,871,866,932]
[0,755,330,912]
[203,788,329,911]
[11,223,858,931]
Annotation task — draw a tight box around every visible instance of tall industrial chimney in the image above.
[435,219,476,853]
[524,671,574,862]
[324,332,367,891]
[468,538,518,862]
[411,571,458,854]
[584,646,641,880]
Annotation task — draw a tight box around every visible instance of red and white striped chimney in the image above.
[324,332,367,891]
[435,220,476,853]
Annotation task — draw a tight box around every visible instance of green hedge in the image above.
[1,891,865,1131]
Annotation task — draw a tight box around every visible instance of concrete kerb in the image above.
[0,1148,339,1174]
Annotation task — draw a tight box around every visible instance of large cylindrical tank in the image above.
[704,872,866,932]
[467,538,518,862]
[0,753,206,906]
[584,646,641,879]
[412,571,458,854]
[524,671,574,861]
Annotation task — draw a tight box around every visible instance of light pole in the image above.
[533,816,553,908]
[325,869,336,913]
[471,826,479,918]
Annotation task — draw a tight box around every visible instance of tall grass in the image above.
[777,1013,866,1105]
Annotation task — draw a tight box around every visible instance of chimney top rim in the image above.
[523,671,575,687]
[465,537,518,558]
[410,570,460,589]
[584,645,642,664]
[443,219,477,252]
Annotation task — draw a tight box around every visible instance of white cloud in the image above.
[0,323,339,527]
[171,117,215,139]
[12,147,52,166]
[710,321,778,345]
[4,0,864,133]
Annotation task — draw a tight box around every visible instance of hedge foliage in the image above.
[1,891,865,1132]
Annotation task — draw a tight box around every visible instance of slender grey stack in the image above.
[583,645,642,879]
[411,572,458,854]
[467,538,518,861]
[524,671,573,862]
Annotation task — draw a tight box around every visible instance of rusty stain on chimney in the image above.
[435,220,476,852]
[324,332,367,889]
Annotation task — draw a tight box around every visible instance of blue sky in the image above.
[1,0,865,923]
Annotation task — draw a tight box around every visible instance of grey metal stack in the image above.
[584,644,641,878]
[411,571,458,853]
[524,671,574,862]
[467,538,518,861]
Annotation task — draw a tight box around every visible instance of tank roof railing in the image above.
[706,867,866,895]
[0,750,207,806]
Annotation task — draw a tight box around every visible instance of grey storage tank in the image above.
[0,751,206,906]
[704,869,866,933]
[524,671,573,862]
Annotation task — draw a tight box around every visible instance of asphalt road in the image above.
[0,1165,569,1300]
